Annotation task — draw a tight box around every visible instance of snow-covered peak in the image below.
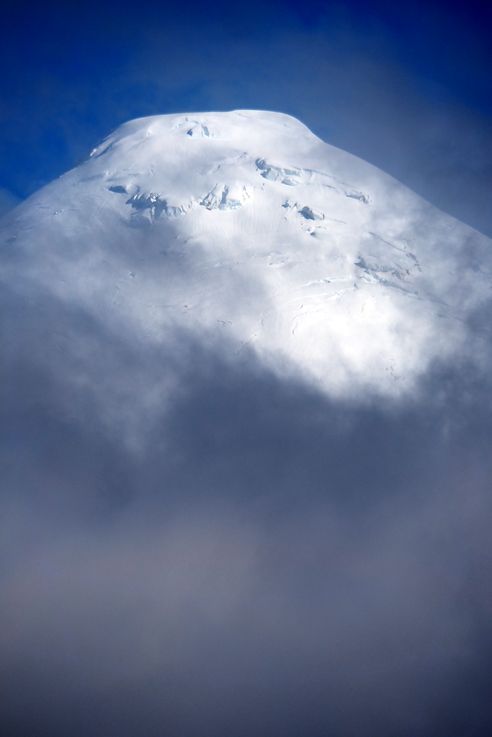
[2,110,491,419]
[90,110,321,156]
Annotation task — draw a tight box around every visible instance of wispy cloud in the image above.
[1,266,492,735]
[0,187,20,217]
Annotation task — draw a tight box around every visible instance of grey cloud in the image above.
[1,276,492,737]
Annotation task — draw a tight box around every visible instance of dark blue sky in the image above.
[1,0,491,232]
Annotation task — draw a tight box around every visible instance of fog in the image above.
[1,277,492,736]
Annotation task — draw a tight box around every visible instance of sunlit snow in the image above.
[2,109,491,402]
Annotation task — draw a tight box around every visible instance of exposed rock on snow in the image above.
[199,183,250,210]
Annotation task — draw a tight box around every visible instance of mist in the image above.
[1,276,492,737]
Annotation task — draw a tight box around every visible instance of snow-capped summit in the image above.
[2,109,491,408]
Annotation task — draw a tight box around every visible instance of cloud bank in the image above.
[1,265,492,736]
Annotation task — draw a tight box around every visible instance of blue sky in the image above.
[1,0,491,232]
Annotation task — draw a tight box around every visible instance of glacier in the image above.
[1,109,491,420]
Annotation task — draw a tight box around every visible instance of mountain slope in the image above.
[1,110,491,404]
